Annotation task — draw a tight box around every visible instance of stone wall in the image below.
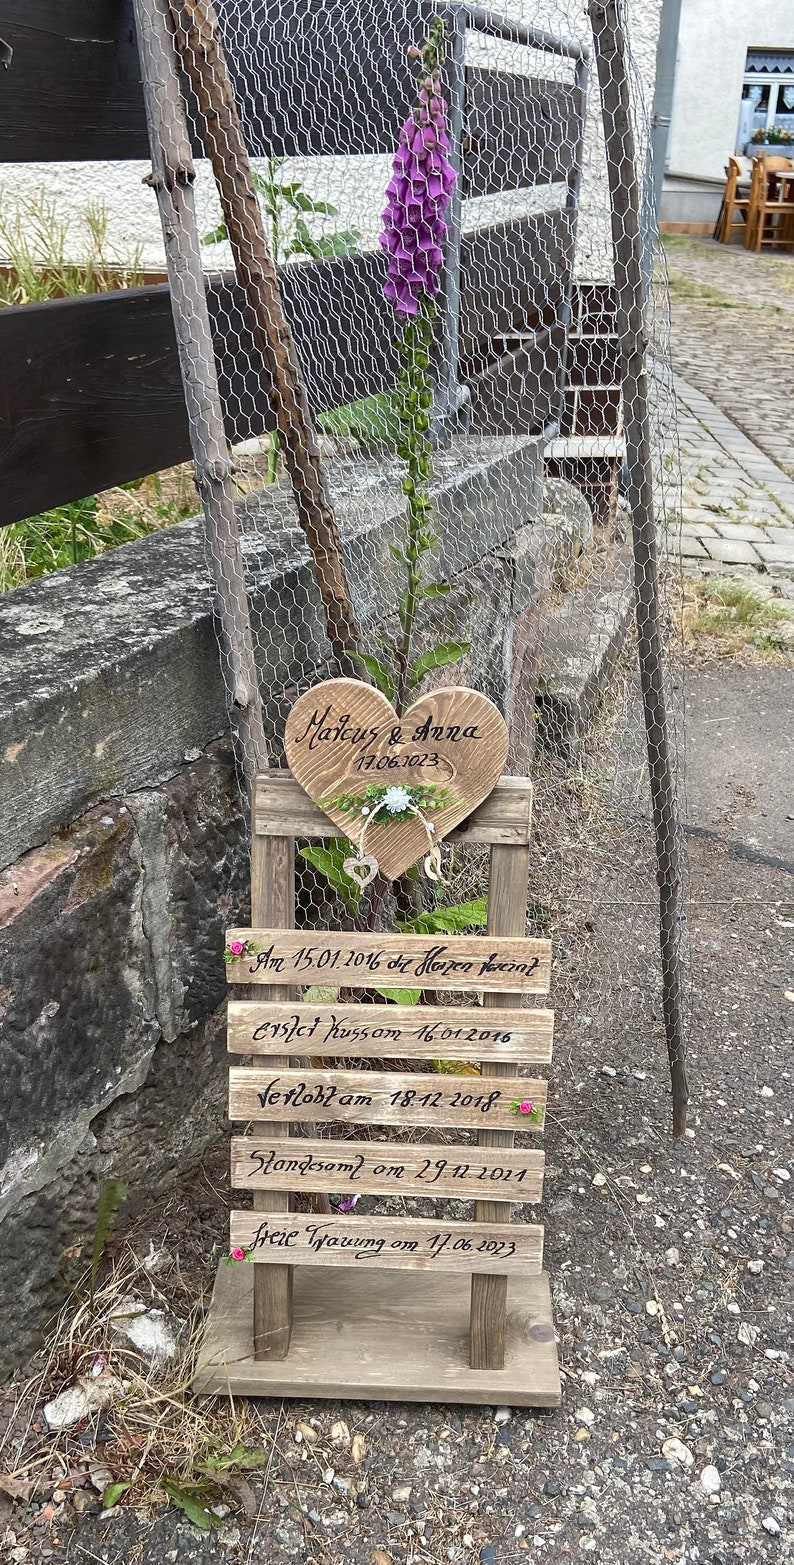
[0,438,593,1374]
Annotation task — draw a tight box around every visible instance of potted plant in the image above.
[746,127,794,156]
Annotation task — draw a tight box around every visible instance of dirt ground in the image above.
[1,654,792,1565]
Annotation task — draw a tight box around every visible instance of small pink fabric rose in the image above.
[519,1100,533,1115]
[230,1246,246,1261]
[228,939,245,956]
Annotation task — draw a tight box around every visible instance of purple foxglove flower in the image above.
[380,65,456,317]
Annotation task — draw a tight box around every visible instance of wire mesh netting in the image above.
[2,1,687,1125]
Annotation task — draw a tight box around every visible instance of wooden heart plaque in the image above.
[284,679,509,881]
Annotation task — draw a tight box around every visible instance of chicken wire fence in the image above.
[81,0,689,1122]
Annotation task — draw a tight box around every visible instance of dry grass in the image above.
[678,575,794,665]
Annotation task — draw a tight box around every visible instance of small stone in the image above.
[385,1511,405,1525]
[710,1371,726,1386]
[601,1066,617,1077]
[494,1406,512,1424]
[747,1260,764,1275]
[592,1173,607,1188]
[392,1486,412,1502]
[544,1479,562,1497]
[699,1466,721,1496]
[662,1438,694,1470]
[332,1476,350,1496]
[296,1422,319,1444]
[575,1407,595,1426]
[88,1464,113,1494]
[330,1419,351,1446]
[772,1168,790,1182]
[665,1248,680,1266]
[351,1434,366,1465]
[760,1087,774,1098]
[644,1457,670,1473]
[761,1516,781,1536]
[645,1300,659,1317]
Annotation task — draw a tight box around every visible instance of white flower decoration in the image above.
[382,785,412,814]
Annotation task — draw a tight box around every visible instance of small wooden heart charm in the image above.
[342,854,380,889]
[285,679,509,881]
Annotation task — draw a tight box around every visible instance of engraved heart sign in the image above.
[284,678,509,881]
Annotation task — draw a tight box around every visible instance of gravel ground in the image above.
[1,658,792,1565]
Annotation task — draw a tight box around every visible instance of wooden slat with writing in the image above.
[231,1137,545,1202]
[230,1212,544,1274]
[227,1001,554,1062]
[254,771,534,846]
[229,1068,546,1132]
[225,931,551,993]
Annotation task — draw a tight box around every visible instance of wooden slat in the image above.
[231,1136,545,1202]
[0,256,396,528]
[229,1066,546,1131]
[227,1000,554,1062]
[247,831,295,1360]
[225,931,551,993]
[254,772,534,845]
[0,0,423,162]
[470,840,533,1371]
[460,210,575,360]
[464,72,583,196]
[465,325,568,439]
[230,1211,544,1273]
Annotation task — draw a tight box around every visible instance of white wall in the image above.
[667,1,794,181]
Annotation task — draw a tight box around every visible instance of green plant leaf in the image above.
[374,987,421,1005]
[305,230,361,257]
[397,897,488,936]
[102,1482,131,1510]
[90,1177,128,1309]
[202,222,227,245]
[422,582,451,598]
[163,1480,221,1531]
[279,187,340,216]
[410,641,470,684]
[350,653,395,701]
[299,842,361,911]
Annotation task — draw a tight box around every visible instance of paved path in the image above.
[663,236,794,483]
[658,238,794,581]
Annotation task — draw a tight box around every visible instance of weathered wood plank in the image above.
[464,72,583,196]
[247,830,296,1360]
[229,1065,546,1130]
[254,772,534,845]
[0,0,423,162]
[231,1136,545,1202]
[224,931,551,993]
[226,1000,554,1062]
[465,325,568,439]
[470,839,533,1371]
[193,1263,561,1405]
[230,1211,544,1273]
[460,210,575,359]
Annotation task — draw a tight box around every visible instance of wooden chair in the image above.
[716,157,751,244]
[745,153,794,251]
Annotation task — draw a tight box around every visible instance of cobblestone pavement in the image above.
[661,236,794,487]
[657,237,794,584]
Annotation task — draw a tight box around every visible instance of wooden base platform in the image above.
[194,1263,560,1406]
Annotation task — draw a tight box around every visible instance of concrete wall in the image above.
[0,439,594,1374]
[667,1,794,182]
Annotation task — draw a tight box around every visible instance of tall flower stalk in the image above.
[355,18,468,716]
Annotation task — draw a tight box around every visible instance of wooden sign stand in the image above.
[194,771,560,1405]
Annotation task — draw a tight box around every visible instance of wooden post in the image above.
[588,0,688,1136]
[469,837,532,1370]
[249,831,295,1358]
[168,0,363,673]
[131,0,268,789]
